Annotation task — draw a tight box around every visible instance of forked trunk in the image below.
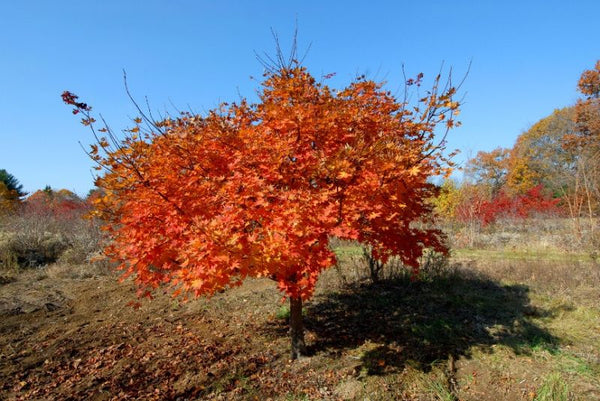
[289,296,306,360]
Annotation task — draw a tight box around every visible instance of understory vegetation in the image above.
[1,241,598,400]
[0,188,103,271]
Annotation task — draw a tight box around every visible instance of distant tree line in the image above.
[435,60,600,246]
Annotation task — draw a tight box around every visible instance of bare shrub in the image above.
[341,244,453,284]
[0,195,103,270]
[418,249,457,280]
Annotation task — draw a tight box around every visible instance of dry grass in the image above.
[0,212,103,270]
[442,217,600,256]
[0,247,599,400]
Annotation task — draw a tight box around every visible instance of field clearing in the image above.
[1,251,599,400]
[452,249,597,263]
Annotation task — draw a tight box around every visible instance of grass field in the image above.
[1,248,599,400]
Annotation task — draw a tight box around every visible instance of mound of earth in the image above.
[0,285,69,315]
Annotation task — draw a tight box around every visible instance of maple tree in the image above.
[63,56,461,358]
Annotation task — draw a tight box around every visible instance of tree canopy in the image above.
[572,60,600,148]
[507,107,576,195]
[464,147,510,196]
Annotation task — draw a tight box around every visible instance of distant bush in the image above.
[0,229,67,268]
[0,188,103,270]
[451,185,562,227]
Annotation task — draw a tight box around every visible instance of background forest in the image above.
[435,61,600,256]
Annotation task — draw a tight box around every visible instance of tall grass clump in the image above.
[534,372,571,401]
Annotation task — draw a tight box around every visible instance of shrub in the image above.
[0,231,18,270]
[346,244,452,283]
[0,188,103,269]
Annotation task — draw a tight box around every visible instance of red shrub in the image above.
[478,185,561,225]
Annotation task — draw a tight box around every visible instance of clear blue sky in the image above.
[1,0,598,196]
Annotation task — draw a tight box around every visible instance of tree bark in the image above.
[289,296,306,360]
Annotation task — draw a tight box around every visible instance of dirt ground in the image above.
[1,256,599,400]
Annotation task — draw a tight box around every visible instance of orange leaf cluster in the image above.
[66,64,459,300]
[568,60,600,148]
[0,182,20,214]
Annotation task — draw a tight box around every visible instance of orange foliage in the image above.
[464,147,510,195]
[577,60,600,98]
[23,188,89,219]
[0,182,20,214]
[568,60,600,148]
[63,64,460,301]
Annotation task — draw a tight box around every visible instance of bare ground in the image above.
[1,255,599,400]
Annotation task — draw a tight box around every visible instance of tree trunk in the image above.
[289,296,306,360]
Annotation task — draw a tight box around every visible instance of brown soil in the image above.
[0,266,348,400]
[1,258,599,400]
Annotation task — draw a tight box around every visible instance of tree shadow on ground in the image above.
[299,266,560,375]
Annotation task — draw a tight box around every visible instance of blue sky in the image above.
[1,1,598,196]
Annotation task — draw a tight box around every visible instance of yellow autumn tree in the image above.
[0,169,26,214]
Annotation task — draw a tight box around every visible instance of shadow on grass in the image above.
[299,266,559,375]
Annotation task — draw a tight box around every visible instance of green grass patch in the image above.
[425,377,455,401]
[557,352,600,378]
[276,305,290,320]
[534,372,570,401]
